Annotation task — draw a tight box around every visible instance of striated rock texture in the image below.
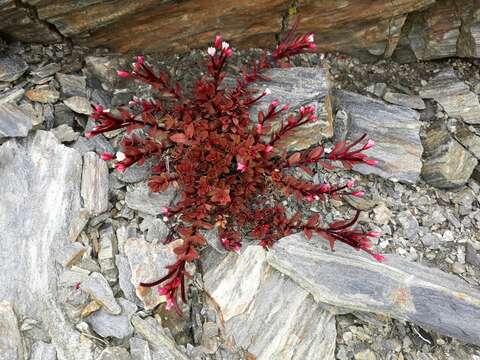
[267,234,480,346]
[0,131,97,359]
[81,152,109,215]
[331,89,423,183]
[0,103,32,139]
[421,122,478,188]
[249,67,332,152]
[5,0,480,61]
[0,301,23,360]
[203,246,336,360]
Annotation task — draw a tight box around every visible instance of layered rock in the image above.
[267,234,480,346]
[331,89,423,183]
[203,246,336,360]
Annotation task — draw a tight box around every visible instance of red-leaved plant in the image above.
[87,24,383,313]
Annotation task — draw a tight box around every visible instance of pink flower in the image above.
[351,191,365,197]
[373,253,385,262]
[214,35,222,48]
[160,207,170,215]
[135,55,145,65]
[367,231,381,238]
[281,104,289,111]
[85,131,95,139]
[222,41,230,50]
[165,298,175,310]
[225,48,233,57]
[305,194,315,202]
[117,70,130,78]
[363,139,375,150]
[263,88,271,96]
[101,152,114,161]
[271,100,279,107]
[207,47,216,57]
[320,183,331,193]
[265,145,273,153]
[308,114,317,122]
[116,152,127,161]
[364,159,378,166]
[256,123,263,134]
[237,162,247,172]
[307,34,315,43]
[114,163,127,172]
[346,180,356,188]
[93,104,104,112]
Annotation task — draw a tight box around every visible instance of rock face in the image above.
[0,103,32,139]
[0,301,23,360]
[0,131,97,359]
[331,89,423,183]
[422,122,478,188]
[125,182,176,216]
[81,152,109,215]
[3,1,480,61]
[0,53,28,82]
[419,69,480,124]
[203,246,336,360]
[249,67,332,152]
[267,234,480,346]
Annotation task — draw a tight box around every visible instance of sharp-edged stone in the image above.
[81,152,109,216]
[383,91,425,110]
[249,67,333,152]
[125,182,176,216]
[98,224,118,284]
[96,347,131,360]
[0,301,23,360]
[115,255,141,305]
[0,87,25,105]
[331,89,423,183]
[25,87,60,104]
[64,96,92,115]
[419,69,480,124]
[0,53,28,82]
[0,103,32,138]
[85,298,136,339]
[267,234,480,346]
[52,124,79,143]
[203,246,336,360]
[131,316,189,360]
[421,121,478,188]
[31,63,61,79]
[80,272,121,315]
[56,242,87,268]
[56,73,87,97]
[69,208,90,241]
[0,131,97,359]
[29,341,57,360]
[124,237,177,309]
[129,337,152,360]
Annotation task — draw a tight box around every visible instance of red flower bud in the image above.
[101,152,114,161]
[117,70,131,78]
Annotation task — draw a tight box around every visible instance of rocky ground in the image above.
[1,38,480,360]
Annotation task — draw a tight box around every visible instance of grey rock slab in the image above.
[81,152,109,215]
[115,255,141,305]
[80,272,121,315]
[331,89,423,183]
[145,219,169,243]
[124,237,177,309]
[84,56,130,91]
[96,347,131,360]
[53,103,75,127]
[131,316,189,360]
[397,210,419,241]
[113,161,153,184]
[98,224,118,284]
[30,341,57,360]
[0,53,28,82]
[25,87,60,104]
[64,96,92,115]
[31,63,61,79]
[85,298,137,339]
[129,337,152,360]
[203,246,336,360]
[56,73,87,97]
[0,131,97,359]
[419,70,480,124]
[422,122,478,188]
[0,301,23,360]
[52,124,79,143]
[383,91,425,110]
[0,87,25,105]
[68,208,90,241]
[56,241,87,268]
[0,103,32,138]
[249,67,333,152]
[125,182,176,216]
[454,124,480,159]
[267,234,480,346]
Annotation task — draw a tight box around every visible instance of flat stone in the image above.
[80,272,121,315]
[146,218,169,243]
[25,87,60,104]
[125,182,176,216]
[81,152,109,215]
[84,56,130,90]
[64,96,92,115]
[97,347,131,360]
[267,234,480,346]
[129,337,152,360]
[203,246,336,360]
[0,103,32,138]
[98,224,118,284]
[56,242,87,268]
[31,63,61,79]
[383,91,425,110]
[85,298,136,339]
[131,316,189,360]
[53,103,75,127]
[69,208,90,241]
[52,124,79,143]
[422,122,478,189]
[397,210,420,241]
[56,73,87,97]
[249,67,333,152]
[454,124,480,159]
[0,53,28,82]
[419,70,480,125]
[29,341,57,360]
[331,89,423,183]
[0,301,23,360]
[0,87,25,105]
[115,255,140,305]
[0,131,97,359]
[124,237,177,309]
[113,162,152,184]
